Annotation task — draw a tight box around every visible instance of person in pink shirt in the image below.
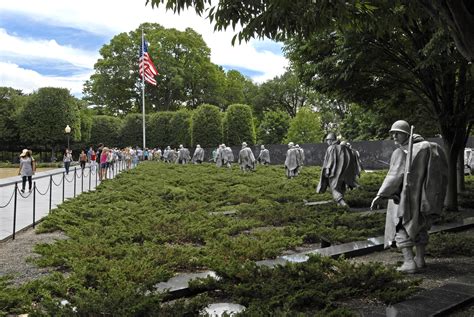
[100,147,109,180]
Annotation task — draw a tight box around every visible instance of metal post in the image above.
[13,183,18,240]
[62,172,65,202]
[49,175,52,213]
[74,167,77,197]
[33,181,36,228]
[89,165,92,191]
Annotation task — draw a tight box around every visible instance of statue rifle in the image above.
[401,125,415,220]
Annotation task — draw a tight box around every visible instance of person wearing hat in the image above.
[18,149,34,193]
[238,142,256,172]
[316,132,359,207]
[370,120,448,273]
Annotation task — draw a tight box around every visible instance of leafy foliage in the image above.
[0,87,23,149]
[427,231,474,257]
[285,107,324,144]
[256,110,290,145]
[224,104,255,146]
[191,104,223,147]
[216,255,420,315]
[169,110,192,147]
[89,115,122,147]
[19,87,81,149]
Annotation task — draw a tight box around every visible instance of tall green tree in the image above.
[19,87,80,158]
[0,87,24,149]
[149,0,474,62]
[191,104,223,148]
[224,104,256,146]
[254,70,312,118]
[84,23,227,114]
[256,110,290,145]
[284,107,324,144]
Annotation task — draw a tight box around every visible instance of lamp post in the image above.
[65,125,71,150]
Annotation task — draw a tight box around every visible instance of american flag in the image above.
[139,38,158,86]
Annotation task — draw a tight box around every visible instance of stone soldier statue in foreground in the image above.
[238,142,256,172]
[370,120,448,273]
[257,145,271,165]
[177,144,191,164]
[316,132,359,207]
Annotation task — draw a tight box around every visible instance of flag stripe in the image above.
[139,39,158,86]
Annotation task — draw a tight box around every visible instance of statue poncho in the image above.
[238,147,256,171]
[376,135,448,248]
[316,143,359,204]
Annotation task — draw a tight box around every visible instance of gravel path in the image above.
[0,228,67,285]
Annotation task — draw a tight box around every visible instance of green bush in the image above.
[90,115,122,147]
[169,110,192,147]
[427,231,474,257]
[224,104,256,146]
[191,104,223,147]
[148,111,174,148]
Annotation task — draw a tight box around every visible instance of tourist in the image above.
[18,149,34,193]
[63,148,72,175]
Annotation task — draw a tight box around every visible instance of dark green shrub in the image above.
[225,104,256,146]
[148,111,174,148]
[192,104,223,147]
[427,231,474,257]
[169,110,192,147]
[90,115,122,147]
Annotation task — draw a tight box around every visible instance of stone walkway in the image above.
[0,161,130,241]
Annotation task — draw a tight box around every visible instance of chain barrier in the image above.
[64,173,74,183]
[2,160,133,240]
[0,187,16,208]
[17,187,33,199]
[51,175,63,186]
[35,180,51,196]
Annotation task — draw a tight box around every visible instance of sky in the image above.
[0,0,288,97]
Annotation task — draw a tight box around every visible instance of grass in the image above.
[1,162,470,316]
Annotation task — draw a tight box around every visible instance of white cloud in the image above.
[0,62,90,96]
[0,0,288,94]
[0,29,99,68]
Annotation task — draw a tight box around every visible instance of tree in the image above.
[256,110,290,145]
[191,104,223,148]
[224,104,256,146]
[90,115,122,147]
[0,87,24,149]
[169,110,192,146]
[149,0,474,62]
[285,3,473,210]
[19,87,81,158]
[148,112,174,147]
[284,108,324,144]
[79,106,93,147]
[84,23,228,114]
[254,70,313,118]
[120,114,145,148]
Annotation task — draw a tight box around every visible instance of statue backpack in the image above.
[420,142,448,215]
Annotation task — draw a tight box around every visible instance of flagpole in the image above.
[141,28,146,150]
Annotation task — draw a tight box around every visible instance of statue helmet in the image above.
[325,132,336,141]
[196,144,200,148]
[242,142,247,147]
[260,145,265,149]
[288,142,294,147]
[389,120,410,135]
